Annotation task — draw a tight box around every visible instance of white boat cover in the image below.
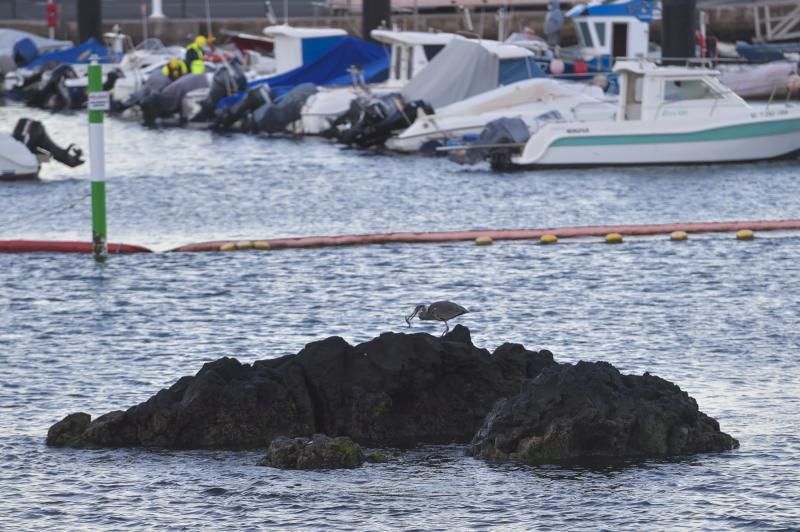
[719,61,796,98]
[0,133,38,177]
[401,39,500,109]
[435,78,603,118]
[0,29,72,57]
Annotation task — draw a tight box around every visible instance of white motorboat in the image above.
[299,30,458,135]
[387,78,615,152]
[108,36,186,104]
[484,59,800,169]
[0,133,39,181]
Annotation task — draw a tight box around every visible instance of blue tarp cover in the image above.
[219,37,388,109]
[26,38,114,68]
[735,41,800,63]
[567,0,657,22]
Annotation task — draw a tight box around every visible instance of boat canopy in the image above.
[401,39,545,109]
[217,36,388,108]
[0,29,72,57]
[25,38,114,68]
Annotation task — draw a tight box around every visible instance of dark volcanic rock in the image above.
[47,412,91,447]
[258,434,364,469]
[47,326,554,449]
[467,361,739,464]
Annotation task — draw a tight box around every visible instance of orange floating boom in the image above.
[170,219,800,253]
[0,241,152,254]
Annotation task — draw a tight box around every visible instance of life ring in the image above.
[695,30,707,58]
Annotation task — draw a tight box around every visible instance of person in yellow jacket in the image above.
[184,35,208,75]
[162,58,188,81]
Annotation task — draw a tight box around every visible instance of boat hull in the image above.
[1,133,39,180]
[513,115,800,168]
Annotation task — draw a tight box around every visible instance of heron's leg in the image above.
[441,320,450,336]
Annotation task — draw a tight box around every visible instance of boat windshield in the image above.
[664,79,721,101]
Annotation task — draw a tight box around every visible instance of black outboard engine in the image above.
[336,93,432,148]
[118,70,171,113]
[139,91,163,127]
[251,82,318,135]
[25,63,78,111]
[449,117,530,170]
[215,85,271,130]
[140,73,208,126]
[13,118,84,167]
[195,62,248,122]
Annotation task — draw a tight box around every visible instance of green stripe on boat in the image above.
[551,119,800,147]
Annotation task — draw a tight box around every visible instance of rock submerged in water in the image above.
[258,434,364,469]
[47,326,553,449]
[467,361,739,464]
[45,326,738,464]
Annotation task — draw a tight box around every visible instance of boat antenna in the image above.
[284,0,289,24]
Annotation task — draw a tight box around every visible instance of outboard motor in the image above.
[251,83,318,135]
[118,70,171,113]
[25,63,78,111]
[196,62,248,122]
[449,117,530,170]
[215,85,271,130]
[13,118,84,167]
[336,93,432,148]
[141,73,208,126]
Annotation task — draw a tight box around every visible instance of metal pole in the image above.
[284,0,288,24]
[88,58,108,261]
[47,1,55,39]
[205,0,212,37]
[141,3,148,41]
[414,0,419,31]
[150,0,165,18]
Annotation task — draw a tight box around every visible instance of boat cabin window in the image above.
[498,57,545,85]
[423,45,444,60]
[578,22,593,47]
[407,46,414,80]
[594,22,607,47]
[536,110,564,121]
[663,79,721,101]
[612,23,628,58]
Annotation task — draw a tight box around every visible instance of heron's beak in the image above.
[405,308,418,327]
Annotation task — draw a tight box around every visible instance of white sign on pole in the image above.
[88,91,111,111]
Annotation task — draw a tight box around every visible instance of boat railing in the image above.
[614,56,751,68]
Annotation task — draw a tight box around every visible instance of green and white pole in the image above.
[87,56,109,261]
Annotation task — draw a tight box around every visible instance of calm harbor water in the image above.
[1,104,800,529]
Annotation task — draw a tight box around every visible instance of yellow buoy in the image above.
[736,229,754,240]
[475,236,493,246]
[253,240,271,251]
[220,242,237,252]
[605,232,623,244]
[670,230,688,241]
[540,234,558,245]
[235,240,253,250]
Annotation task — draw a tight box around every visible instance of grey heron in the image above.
[405,301,469,335]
